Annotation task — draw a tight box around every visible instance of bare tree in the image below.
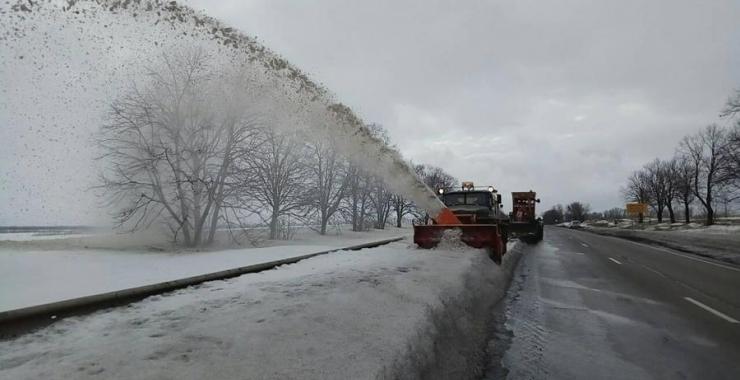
[722,124,740,197]
[341,163,373,231]
[715,186,735,218]
[720,89,740,119]
[412,164,457,223]
[603,207,626,221]
[640,159,675,223]
[369,177,394,229]
[392,195,416,228]
[97,50,259,247]
[678,124,728,225]
[416,164,458,193]
[565,202,590,222]
[673,155,696,223]
[663,159,679,223]
[623,170,651,203]
[720,92,740,198]
[623,170,653,223]
[587,211,604,220]
[542,204,564,224]
[305,137,350,235]
[245,128,309,239]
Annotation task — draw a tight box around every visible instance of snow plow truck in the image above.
[413,182,509,264]
[508,191,544,243]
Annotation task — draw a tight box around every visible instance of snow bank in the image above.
[584,227,740,264]
[0,240,522,380]
[682,224,740,234]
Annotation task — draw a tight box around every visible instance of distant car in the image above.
[569,221,582,229]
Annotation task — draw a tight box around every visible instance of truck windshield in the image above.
[443,193,490,207]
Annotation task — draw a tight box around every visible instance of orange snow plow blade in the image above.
[413,224,503,250]
[414,208,506,264]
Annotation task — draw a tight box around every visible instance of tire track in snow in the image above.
[484,248,549,379]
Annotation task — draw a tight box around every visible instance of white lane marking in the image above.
[581,243,589,248]
[648,246,740,272]
[573,252,585,255]
[641,265,667,278]
[608,257,622,265]
[598,235,740,273]
[684,297,739,323]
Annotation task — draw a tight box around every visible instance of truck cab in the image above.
[438,182,508,224]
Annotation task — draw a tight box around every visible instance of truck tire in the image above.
[488,247,502,265]
[537,224,544,241]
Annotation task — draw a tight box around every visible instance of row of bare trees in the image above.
[622,90,740,225]
[543,203,628,225]
[542,202,592,224]
[97,51,456,246]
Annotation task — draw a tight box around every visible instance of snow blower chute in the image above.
[413,182,508,264]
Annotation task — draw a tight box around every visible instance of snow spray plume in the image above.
[324,104,445,216]
[2,0,445,219]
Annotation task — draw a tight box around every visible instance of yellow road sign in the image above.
[626,203,648,216]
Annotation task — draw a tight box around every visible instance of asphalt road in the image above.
[487,226,740,380]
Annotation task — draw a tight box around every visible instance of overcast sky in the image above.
[185,0,740,212]
[1,0,739,225]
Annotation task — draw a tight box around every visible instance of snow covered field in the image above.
[0,232,96,242]
[0,228,408,312]
[0,239,522,380]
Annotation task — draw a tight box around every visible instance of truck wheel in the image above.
[488,248,502,265]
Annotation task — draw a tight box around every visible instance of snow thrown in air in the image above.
[0,0,445,226]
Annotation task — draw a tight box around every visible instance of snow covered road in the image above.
[0,239,522,380]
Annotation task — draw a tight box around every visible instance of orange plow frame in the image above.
[413,209,507,264]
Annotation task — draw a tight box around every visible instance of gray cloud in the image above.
[186,0,739,211]
[1,0,738,224]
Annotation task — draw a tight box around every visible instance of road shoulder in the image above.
[579,226,740,265]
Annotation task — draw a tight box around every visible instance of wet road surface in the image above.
[486,226,740,379]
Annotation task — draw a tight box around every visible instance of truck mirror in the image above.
[497,194,502,203]
[499,204,503,208]
[536,198,541,203]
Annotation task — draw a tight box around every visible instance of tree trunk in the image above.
[270,212,279,240]
[655,205,663,223]
[351,195,359,232]
[683,201,691,224]
[320,216,328,235]
[666,203,676,223]
[359,197,368,231]
[706,207,715,226]
[207,206,220,244]
[396,212,403,228]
